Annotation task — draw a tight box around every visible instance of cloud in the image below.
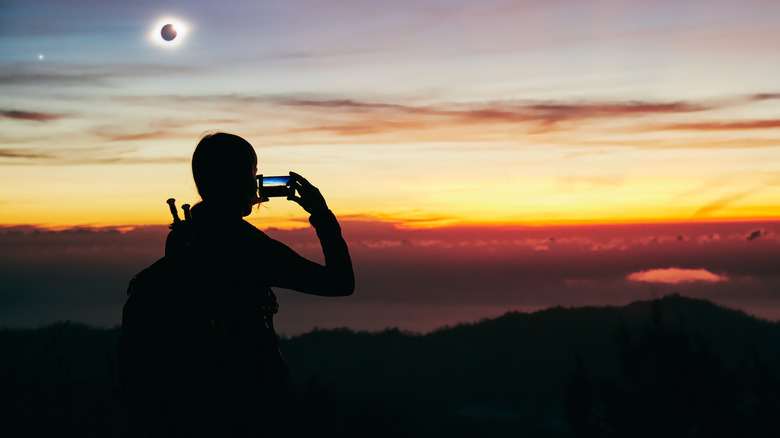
[0,63,203,87]
[273,98,411,111]
[658,120,780,131]
[563,137,780,151]
[252,96,716,141]
[104,91,780,144]
[747,230,762,241]
[98,130,184,142]
[751,93,780,102]
[627,268,728,284]
[0,71,111,87]
[1,220,779,329]
[79,119,241,144]
[0,110,69,122]
[0,148,55,159]
[292,120,428,136]
[120,93,712,121]
[692,190,756,218]
[0,146,188,166]
[691,173,780,218]
[278,97,710,124]
[523,101,708,121]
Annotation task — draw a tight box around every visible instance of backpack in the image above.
[117,200,237,433]
[119,199,301,436]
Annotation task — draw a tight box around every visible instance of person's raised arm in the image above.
[266,172,354,296]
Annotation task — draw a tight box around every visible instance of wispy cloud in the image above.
[658,120,780,131]
[6,90,780,157]
[0,63,204,87]
[102,91,780,147]
[0,148,55,159]
[693,190,759,218]
[105,93,728,144]
[0,146,188,166]
[0,71,111,87]
[97,130,187,142]
[274,97,414,112]
[691,173,780,218]
[0,110,69,122]
[573,137,780,151]
[274,97,710,122]
[750,93,780,102]
[254,96,716,141]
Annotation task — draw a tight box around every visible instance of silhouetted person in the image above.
[128,132,354,437]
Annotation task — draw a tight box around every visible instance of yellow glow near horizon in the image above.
[2,140,779,230]
[2,177,778,230]
[3,205,778,231]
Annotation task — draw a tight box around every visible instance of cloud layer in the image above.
[4,89,779,169]
[2,220,778,333]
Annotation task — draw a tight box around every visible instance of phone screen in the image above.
[262,176,291,187]
[258,175,293,198]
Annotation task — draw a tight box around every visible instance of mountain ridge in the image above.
[2,294,778,436]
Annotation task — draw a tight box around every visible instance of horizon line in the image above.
[2,215,779,233]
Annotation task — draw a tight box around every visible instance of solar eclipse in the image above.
[161,24,177,41]
[150,18,188,47]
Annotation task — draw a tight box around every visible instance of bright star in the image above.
[38,54,44,60]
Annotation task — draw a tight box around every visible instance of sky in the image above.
[1,0,779,332]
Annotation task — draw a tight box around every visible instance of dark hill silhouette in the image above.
[283,295,780,436]
[2,295,779,437]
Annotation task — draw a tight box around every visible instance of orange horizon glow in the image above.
[3,211,779,233]
[3,166,778,230]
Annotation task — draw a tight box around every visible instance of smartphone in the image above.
[257,175,294,198]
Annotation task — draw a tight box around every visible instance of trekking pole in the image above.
[167,198,181,224]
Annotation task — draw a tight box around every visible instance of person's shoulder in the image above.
[239,219,273,241]
[239,220,297,253]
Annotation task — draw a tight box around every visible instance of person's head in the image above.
[192,132,258,216]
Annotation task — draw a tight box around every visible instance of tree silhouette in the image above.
[565,299,780,437]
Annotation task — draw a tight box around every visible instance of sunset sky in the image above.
[1,0,779,332]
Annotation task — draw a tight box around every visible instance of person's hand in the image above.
[287,171,329,215]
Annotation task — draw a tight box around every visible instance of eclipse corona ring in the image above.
[161,24,177,41]
[150,18,188,47]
